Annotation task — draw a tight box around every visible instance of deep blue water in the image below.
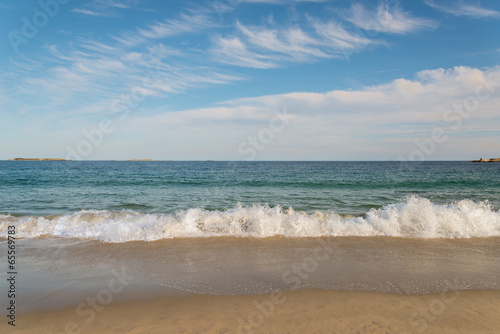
[0,161,498,216]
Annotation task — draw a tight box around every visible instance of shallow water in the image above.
[2,236,498,313]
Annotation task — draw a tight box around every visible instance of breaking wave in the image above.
[1,197,499,243]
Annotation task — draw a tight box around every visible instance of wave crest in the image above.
[1,197,499,242]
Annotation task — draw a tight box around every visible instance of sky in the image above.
[0,0,499,160]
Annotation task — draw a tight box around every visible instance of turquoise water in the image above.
[1,161,499,215]
[1,161,499,241]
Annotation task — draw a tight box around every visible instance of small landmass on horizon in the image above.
[472,158,500,163]
[8,158,70,161]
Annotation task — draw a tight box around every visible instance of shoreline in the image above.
[3,236,499,332]
[13,289,500,333]
[4,236,499,311]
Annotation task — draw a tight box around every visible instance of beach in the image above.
[14,289,500,334]
[3,0,500,331]
[1,161,500,333]
[2,236,500,333]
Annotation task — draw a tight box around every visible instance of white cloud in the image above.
[125,66,500,160]
[212,37,277,69]
[138,11,219,39]
[10,41,242,118]
[72,0,138,17]
[235,21,332,60]
[211,18,378,68]
[9,55,43,73]
[345,2,438,34]
[110,8,221,48]
[240,0,327,3]
[424,0,500,18]
[71,9,104,16]
[310,18,377,51]
[77,2,389,72]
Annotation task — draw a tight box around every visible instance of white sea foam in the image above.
[1,197,499,242]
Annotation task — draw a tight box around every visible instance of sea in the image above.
[1,161,499,241]
[0,161,499,313]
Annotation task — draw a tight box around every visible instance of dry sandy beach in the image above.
[14,289,500,334]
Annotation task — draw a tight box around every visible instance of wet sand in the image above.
[2,236,500,333]
[13,289,500,333]
[13,236,500,298]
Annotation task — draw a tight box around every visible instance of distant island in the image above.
[8,158,70,161]
[472,158,500,163]
[6,158,159,161]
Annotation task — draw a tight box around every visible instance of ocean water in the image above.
[1,161,499,242]
[1,161,499,304]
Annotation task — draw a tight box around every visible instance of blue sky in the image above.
[1,0,499,160]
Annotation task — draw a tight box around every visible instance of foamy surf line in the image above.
[1,197,499,242]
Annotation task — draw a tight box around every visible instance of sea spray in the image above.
[1,197,499,242]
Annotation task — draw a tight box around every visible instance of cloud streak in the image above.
[345,2,438,34]
[424,0,500,18]
[211,18,378,68]
[8,39,242,120]
[72,0,138,17]
[138,11,220,39]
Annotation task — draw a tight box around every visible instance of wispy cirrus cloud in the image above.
[345,2,438,34]
[111,8,220,47]
[210,0,437,69]
[5,4,248,119]
[71,8,105,16]
[211,37,276,69]
[424,0,500,18]
[239,0,328,3]
[74,1,426,72]
[310,17,377,52]
[138,11,220,39]
[9,38,242,119]
[72,0,138,17]
[211,18,377,68]
[3,0,435,115]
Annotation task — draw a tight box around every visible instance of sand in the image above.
[12,289,500,334]
[4,237,500,333]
